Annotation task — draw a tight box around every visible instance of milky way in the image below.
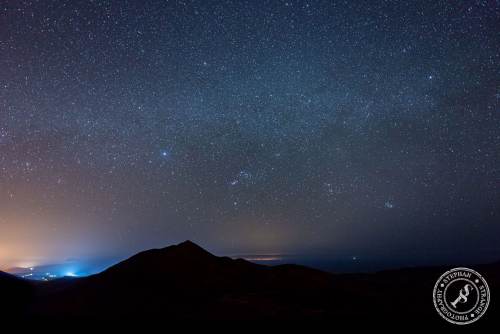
[0,1,499,268]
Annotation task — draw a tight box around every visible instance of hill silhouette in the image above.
[1,241,499,326]
[0,270,34,317]
[30,241,333,320]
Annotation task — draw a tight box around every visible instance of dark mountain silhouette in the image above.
[2,241,499,326]
[0,270,34,317]
[32,240,334,320]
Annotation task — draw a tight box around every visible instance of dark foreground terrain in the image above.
[1,241,498,327]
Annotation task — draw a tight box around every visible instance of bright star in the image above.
[160,149,171,159]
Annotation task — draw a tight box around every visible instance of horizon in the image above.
[4,239,500,279]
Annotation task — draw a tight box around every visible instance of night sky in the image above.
[1,0,499,272]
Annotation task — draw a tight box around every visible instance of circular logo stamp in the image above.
[433,267,490,325]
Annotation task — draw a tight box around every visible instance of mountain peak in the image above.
[167,240,213,257]
[177,239,198,248]
[99,240,215,277]
[175,240,206,250]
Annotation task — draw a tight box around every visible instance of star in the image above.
[160,149,171,160]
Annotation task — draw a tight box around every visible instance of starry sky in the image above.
[1,0,499,271]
